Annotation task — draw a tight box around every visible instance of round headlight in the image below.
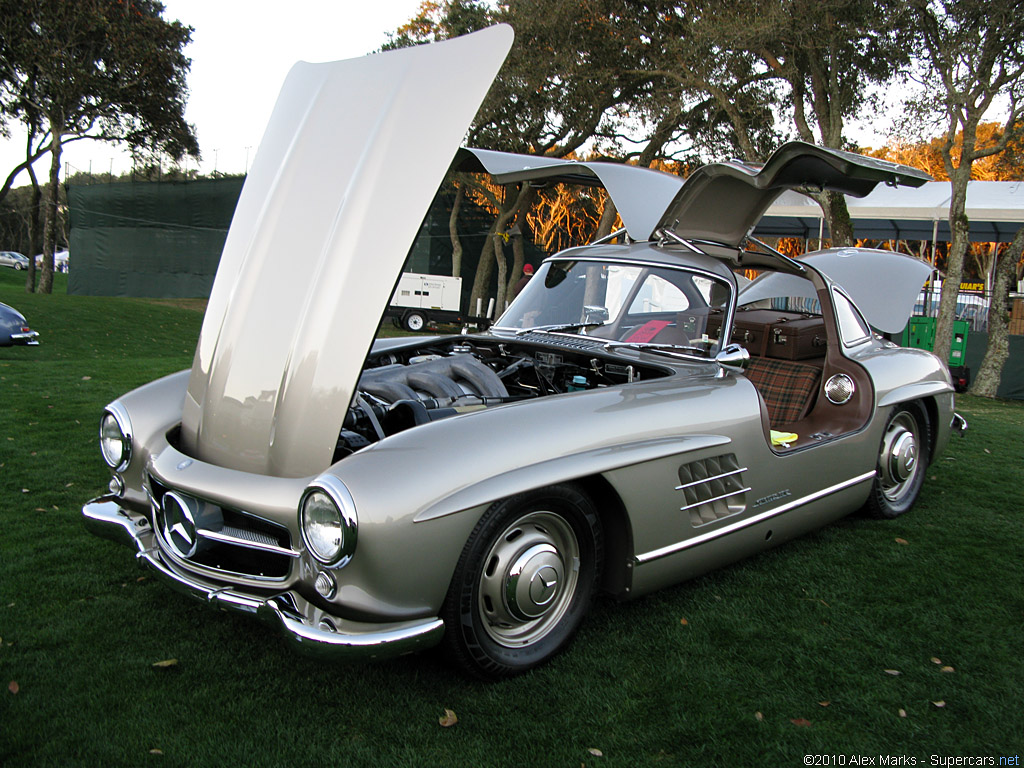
[99,405,132,471]
[300,477,357,567]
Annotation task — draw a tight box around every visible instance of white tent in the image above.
[757,180,1024,243]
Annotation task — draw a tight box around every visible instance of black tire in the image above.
[441,484,603,680]
[865,401,931,519]
[14,263,23,271]
[403,311,426,332]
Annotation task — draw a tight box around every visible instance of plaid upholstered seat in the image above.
[744,358,822,426]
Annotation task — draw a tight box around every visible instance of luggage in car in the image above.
[711,309,827,359]
[765,314,828,360]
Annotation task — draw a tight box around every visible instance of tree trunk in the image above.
[25,164,41,293]
[594,194,618,240]
[934,171,971,363]
[469,221,499,318]
[40,127,63,295]
[448,182,464,278]
[493,231,509,313]
[969,227,1024,398]
[506,227,526,302]
[815,190,855,247]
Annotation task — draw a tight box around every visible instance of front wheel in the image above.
[441,484,603,680]
[866,401,931,519]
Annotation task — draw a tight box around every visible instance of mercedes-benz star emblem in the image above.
[162,492,200,559]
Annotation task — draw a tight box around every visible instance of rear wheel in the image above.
[866,401,930,519]
[441,484,603,680]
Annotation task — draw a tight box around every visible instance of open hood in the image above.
[656,142,931,247]
[180,26,514,478]
[739,248,933,334]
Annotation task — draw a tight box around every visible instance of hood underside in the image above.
[180,26,514,478]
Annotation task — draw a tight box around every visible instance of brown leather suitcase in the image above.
[765,314,827,360]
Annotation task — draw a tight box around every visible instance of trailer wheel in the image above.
[403,311,426,332]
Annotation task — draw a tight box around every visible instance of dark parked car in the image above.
[0,302,39,346]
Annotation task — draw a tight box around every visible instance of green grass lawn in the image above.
[1,268,1022,766]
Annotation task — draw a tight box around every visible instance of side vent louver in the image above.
[676,453,749,527]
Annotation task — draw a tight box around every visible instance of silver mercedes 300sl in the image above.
[82,25,965,679]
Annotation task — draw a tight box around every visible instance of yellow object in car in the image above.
[770,430,799,447]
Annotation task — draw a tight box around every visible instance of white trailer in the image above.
[387,272,464,331]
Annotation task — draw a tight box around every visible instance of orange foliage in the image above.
[867,123,1024,181]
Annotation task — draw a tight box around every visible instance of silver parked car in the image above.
[0,250,30,271]
[82,26,964,679]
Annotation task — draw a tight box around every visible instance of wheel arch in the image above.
[574,474,634,599]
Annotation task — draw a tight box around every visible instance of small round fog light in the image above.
[108,474,125,497]
[314,571,336,599]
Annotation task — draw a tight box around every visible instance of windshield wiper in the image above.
[515,322,607,336]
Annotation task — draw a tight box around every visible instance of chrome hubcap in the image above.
[879,412,920,501]
[479,511,580,647]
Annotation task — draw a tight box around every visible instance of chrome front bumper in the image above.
[82,497,445,660]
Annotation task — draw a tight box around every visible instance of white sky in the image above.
[0,0,425,182]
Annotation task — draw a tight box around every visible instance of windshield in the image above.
[495,259,733,358]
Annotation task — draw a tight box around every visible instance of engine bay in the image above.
[334,335,671,460]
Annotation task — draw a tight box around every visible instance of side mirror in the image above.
[583,305,610,324]
[715,343,749,374]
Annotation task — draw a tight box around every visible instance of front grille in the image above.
[147,476,295,581]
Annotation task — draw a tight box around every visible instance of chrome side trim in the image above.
[678,487,751,514]
[82,497,444,660]
[635,471,876,565]
[675,467,748,491]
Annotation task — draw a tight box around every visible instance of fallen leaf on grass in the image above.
[679,618,688,626]
[152,659,178,668]
[940,666,955,673]
[899,708,907,718]
[149,749,163,755]
[818,701,830,707]
[884,669,901,676]
[932,700,946,708]
[9,681,19,694]
[81,376,92,381]
[895,538,909,545]
[755,711,764,721]
[931,657,942,664]
[439,708,458,727]
[983,448,991,454]
[790,718,812,727]
[588,748,603,757]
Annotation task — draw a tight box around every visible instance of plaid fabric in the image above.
[745,358,822,426]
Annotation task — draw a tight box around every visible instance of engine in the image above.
[333,337,664,461]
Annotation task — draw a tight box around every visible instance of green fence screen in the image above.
[68,178,244,298]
